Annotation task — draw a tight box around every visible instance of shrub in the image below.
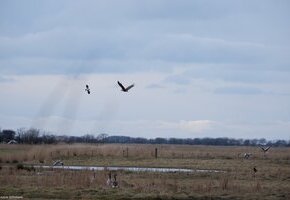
[16,163,24,170]
[16,163,35,172]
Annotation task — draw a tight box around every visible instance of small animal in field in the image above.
[253,167,257,177]
[85,84,90,94]
[112,174,118,188]
[253,167,257,173]
[244,153,252,159]
[107,172,118,188]
[117,81,134,92]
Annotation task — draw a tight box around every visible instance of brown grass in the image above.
[0,144,290,199]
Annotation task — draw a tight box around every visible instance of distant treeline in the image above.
[0,128,289,147]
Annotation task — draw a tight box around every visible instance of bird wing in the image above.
[117,81,126,91]
[265,146,271,151]
[259,146,265,151]
[87,90,90,94]
[86,85,89,89]
[125,84,134,91]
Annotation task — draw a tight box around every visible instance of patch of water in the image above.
[34,165,223,173]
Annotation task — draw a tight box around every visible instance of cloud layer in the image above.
[0,1,290,139]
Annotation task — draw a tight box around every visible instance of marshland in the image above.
[0,144,289,199]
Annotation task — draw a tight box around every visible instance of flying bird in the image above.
[260,146,271,153]
[117,81,134,92]
[85,84,90,94]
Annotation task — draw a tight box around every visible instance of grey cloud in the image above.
[141,34,268,63]
[0,0,65,36]
[0,76,14,83]
[0,57,174,75]
[214,86,264,95]
[0,1,289,75]
[0,28,127,59]
[164,74,191,85]
[1,31,277,75]
[146,83,166,89]
[164,65,290,86]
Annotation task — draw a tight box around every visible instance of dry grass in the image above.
[0,144,290,199]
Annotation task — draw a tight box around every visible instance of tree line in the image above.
[0,128,289,147]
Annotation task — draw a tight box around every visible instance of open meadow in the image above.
[0,144,290,199]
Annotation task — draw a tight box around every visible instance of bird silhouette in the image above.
[112,174,118,188]
[85,84,90,94]
[253,167,257,177]
[117,81,134,92]
[260,146,271,153]
[253,167,257,173]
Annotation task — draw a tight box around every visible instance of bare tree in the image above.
[97,133,108,143]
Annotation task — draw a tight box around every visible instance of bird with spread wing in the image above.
[260,146,271,153]
[117,81,134,92]
[85,84,90,94]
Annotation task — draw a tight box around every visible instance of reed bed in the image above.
[1,144,289,163]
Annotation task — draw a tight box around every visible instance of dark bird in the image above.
[52,160,64,166]
[260,146,271,153]
[85,84,90,94]
[117,81,134,92]
[253,167,257,177]
[253,167,257,173]
[112,174,118,188]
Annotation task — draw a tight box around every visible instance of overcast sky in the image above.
[0,0,290,140]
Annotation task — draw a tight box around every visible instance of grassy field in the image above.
[0,144,290,199]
